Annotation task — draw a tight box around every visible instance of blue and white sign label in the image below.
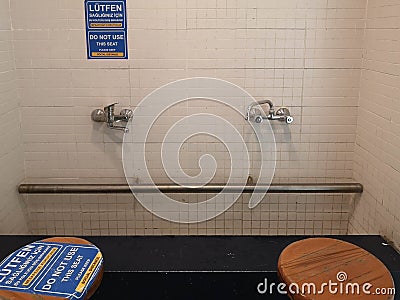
[0,241,103,299]
[85,0,128,59]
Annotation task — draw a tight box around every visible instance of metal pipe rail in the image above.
[18,183,363,194]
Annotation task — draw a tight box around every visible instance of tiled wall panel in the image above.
[0,0,28,233]
[349,0,400,248]
[12,0,366,183]
[25,193,351,236]
[7,0,375,235]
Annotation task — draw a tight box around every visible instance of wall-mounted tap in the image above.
[91,103,133,132]
[245,99,293,124]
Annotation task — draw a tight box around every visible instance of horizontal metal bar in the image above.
[18,183,363,194]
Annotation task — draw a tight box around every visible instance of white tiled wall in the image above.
[0,0,28,233]
[7,0,399,238]
[349,0,400,248]
[12,0,368,235]
[25,193,350,236]
[12,0,364,181]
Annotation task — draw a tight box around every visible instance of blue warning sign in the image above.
[0,241,103,299]
[85,0,128,59]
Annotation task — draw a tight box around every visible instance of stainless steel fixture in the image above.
[18,182,363,194]
[245,99,293,124]
[91,103,133,132]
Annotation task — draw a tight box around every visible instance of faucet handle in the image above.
[276,107,294,124]
[120,109,133,119]
[104,102,118,111]
[285,116,294,124]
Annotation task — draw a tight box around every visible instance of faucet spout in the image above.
[246,99,275,121]
[256,99,274,113]
[245,99,293,124]
[91,103,133,132]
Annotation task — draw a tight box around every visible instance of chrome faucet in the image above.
[245,99,293,124]
[91,103,133,132]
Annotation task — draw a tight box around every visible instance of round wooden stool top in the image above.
[277,238,395,300]
[0,237,103,300]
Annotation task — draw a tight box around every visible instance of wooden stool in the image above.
[278,238,395,299]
